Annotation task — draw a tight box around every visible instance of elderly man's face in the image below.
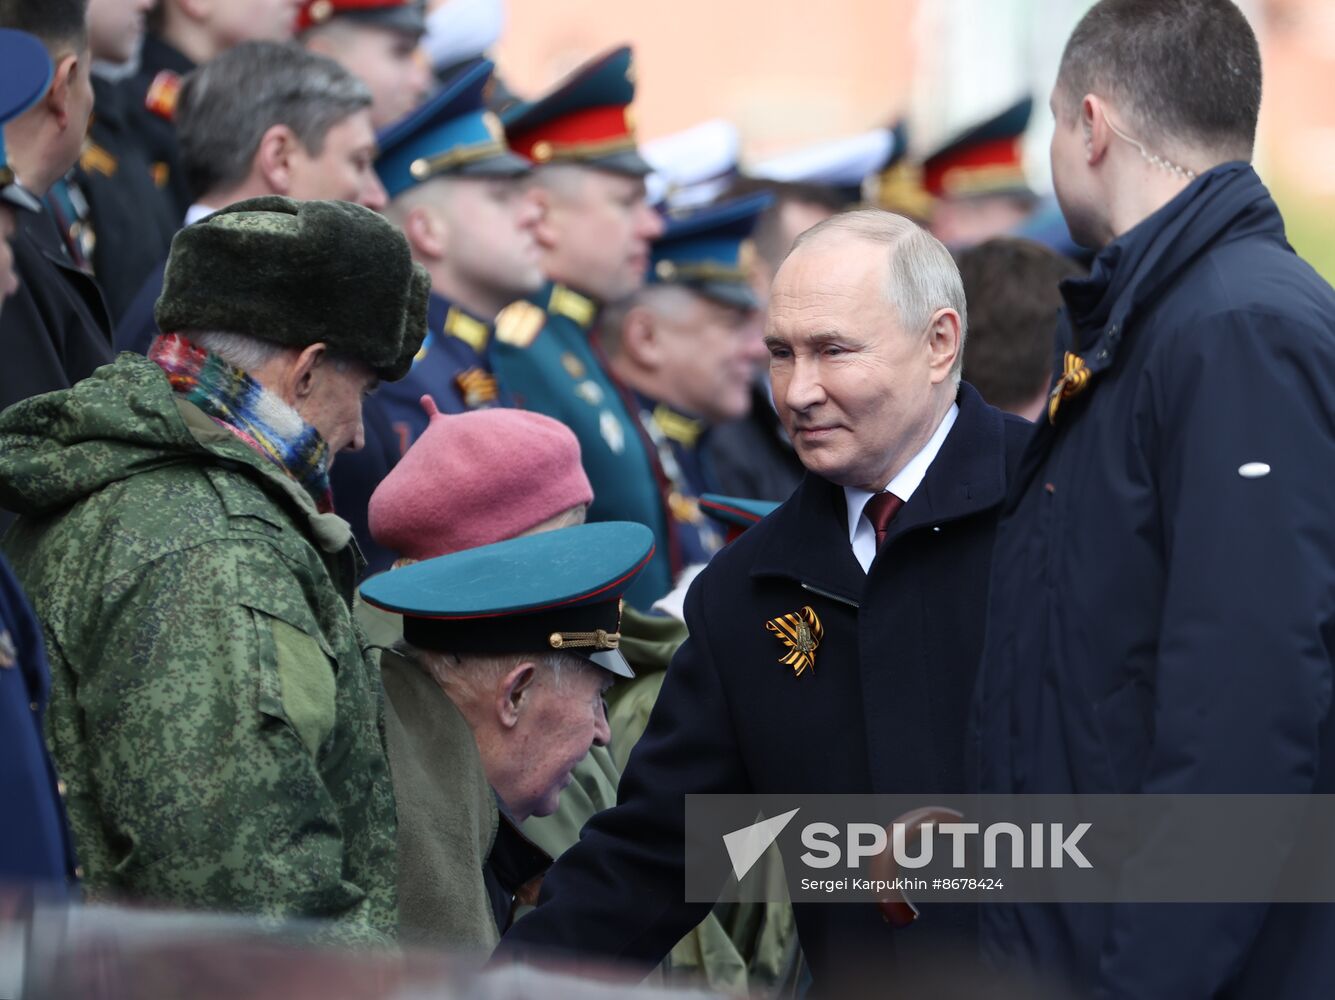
[767,238,947,492]
[296,355,378,461]
[501,662,612,820]
[645,290,767,423]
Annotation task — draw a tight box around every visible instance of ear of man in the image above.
[255,124,304,195]
[618,304,663,369]
[498,661,538,729]
[404,200,449,263]
[288,342,330,405]
[925,308,963,385]
[46,52,82,130]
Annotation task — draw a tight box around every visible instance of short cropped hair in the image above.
[790,209,969,382]
[956,238,1084,411]
[176,41,372,201]
[0,0,88,53]
[1056,0,1261,161]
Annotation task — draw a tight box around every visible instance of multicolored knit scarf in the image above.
[149,333,334,513]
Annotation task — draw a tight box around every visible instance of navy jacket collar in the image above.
[1059,162,1282,377]
[749,382,1007,602]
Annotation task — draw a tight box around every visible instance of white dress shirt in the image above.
[843,403,959,573]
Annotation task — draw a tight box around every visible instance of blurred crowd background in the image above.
[490,0,1335,279]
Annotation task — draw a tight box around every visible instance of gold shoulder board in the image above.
[494,300,546,348]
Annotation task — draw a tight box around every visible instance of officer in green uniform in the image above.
[491,45,674,609]
[600,193,773,570]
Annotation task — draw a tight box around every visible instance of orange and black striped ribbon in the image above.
[1048,351,1093,424]
[766,605,824,678]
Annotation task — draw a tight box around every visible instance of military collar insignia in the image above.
[494,299,545,348]
[145,70,181,122]
[0,628,15,668]
[766,605,823,678]
[444,306,490,353]
[547,284,598,329]
[455,367,500,408]
[652,403,704,447]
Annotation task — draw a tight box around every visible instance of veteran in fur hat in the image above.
[0,196,428,942]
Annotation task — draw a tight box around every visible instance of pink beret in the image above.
[369,397,594,560]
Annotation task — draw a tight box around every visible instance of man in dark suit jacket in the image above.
[497,210,1031,991]
[0,4,111,419]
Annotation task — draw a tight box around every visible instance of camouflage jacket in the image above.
[0,355,397,941]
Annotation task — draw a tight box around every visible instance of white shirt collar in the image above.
[184,202,219,226]
[843,402,959,571]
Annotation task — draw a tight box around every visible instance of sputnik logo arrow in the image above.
[722,808,800,880]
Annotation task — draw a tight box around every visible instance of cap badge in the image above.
[766,605,823,678]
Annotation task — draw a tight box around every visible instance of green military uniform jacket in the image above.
[490,284,676,608]
[0,356,397,942]
[360,602,501,951]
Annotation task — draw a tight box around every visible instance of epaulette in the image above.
[548,284,597,329]
[145,70,181,122]
[444,307,490,353]
[79,141,118,178]
[494,300,545,348]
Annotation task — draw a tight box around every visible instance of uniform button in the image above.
[29,700,39,712]
[73,865,85,880]
[57,780,67,798]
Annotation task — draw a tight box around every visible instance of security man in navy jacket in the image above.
[970,2,1335,997]
[498,210,1030,991]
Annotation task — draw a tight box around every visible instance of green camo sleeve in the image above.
[74,542,389,940]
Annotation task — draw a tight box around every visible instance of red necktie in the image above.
[864,492,904,549]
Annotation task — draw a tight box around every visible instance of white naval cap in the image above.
[749,127,897,194]
[423,0,506,72]
[643,119,742,210]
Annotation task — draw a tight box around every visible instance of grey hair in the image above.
[789,209,969,383]
[185,331,355,376]
[185,331,287,372]
[403,645,594,700]
[176,41,373,202]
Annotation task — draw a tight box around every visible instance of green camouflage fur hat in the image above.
[155,196,429,381]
